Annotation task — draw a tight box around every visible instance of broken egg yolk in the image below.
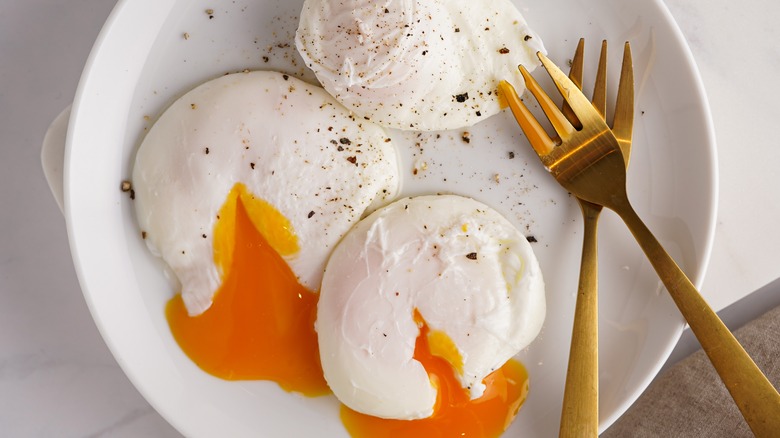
[164,182,528,433]
[341,310,529,437]
[166,183,328,395]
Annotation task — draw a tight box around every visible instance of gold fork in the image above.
[548,39,633,438]
[499,48,780,437]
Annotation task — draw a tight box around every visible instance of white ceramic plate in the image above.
[64,0,717,436]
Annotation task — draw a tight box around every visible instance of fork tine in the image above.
[498,80,556,156]
[519,65,577,141]
[612,42,634,165]
[562,39,585,129]
[592,41,608,120]
[537,51,609,129]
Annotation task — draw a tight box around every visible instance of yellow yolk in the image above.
[165,183,529,431]
[427,328,464,376]
[212,183,300,277]
[166,183,328,395]
[340,310,529,437]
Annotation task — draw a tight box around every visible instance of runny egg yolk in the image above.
[341,310,529,437]
[165,182,528,432]
[166,183,328,395]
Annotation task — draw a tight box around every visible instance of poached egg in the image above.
[132,70,400,316]
[296,0,546,131]
[317,195,546,420]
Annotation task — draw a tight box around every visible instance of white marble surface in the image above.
[1,0,779,435]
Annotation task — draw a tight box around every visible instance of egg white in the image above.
[296,0,546,131]
[317,195,546,419]
[132,70,400,316]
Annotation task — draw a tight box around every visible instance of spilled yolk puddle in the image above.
[166,183,328,395]
[164,182,528,433]
[341,310,529,437]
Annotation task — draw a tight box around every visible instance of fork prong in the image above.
[498,80,556,156]
[537,51,609,129]
[592,40,608,120]
[562,39,585,129]
[612,42,634,166]
[519,64,577,141]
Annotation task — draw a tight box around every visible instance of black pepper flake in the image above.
[498,47,510,54]
[527,235,538,243]
[346,156,357,165]
[141,231,147,239]
[205,147,210,154]
[509,151,515,159]
[282,74,289,80]
[263,56,269,63]
[454,27,460,32]
[466,252,478,260]
[337,146,344,151]
[382,333,387,337]
[384,7,389,13]
[250,162,256,169]
[422,50,428,56]
[524,35,532,41]
[461,132,471,143]
[202,234,207,239]
[475,110,482,116]
[308,211,315,218]
[339,137,352,145]
[455,92,468,103]
[121,180,132,192]
[129,189,135,200]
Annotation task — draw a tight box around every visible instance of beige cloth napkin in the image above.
[602,304,780,437]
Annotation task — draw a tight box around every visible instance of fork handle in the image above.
[559,201,601,438]
[612,199,780,437]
